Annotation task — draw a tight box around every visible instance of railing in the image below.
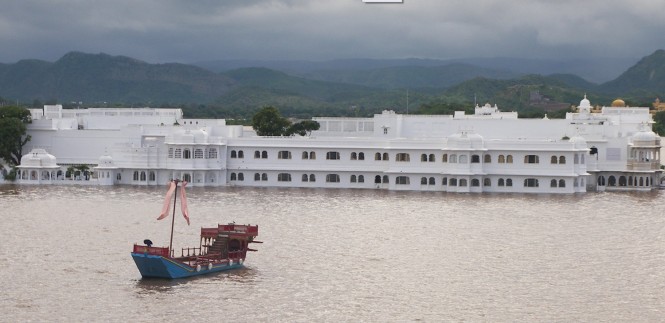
[133,244,170,257]
[180,247,202,257]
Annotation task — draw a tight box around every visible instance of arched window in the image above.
[558,156,564,164]
[498,178,505,186]
[309,174,316,182]
[574,154,579,164]
[261,151,268,159]
[140,171,146,181]
[421,177,427,185]
[483,178,491,186]
[236,150,242,159]
[506,178,513,186]
[254,151,261,159]
[133,171,139,181]
[277,173,292,182]
[459,179,468,186]
[484,154,491,163]
[449,154,458,163]
[551,156,558,164]
[351,152,358,160]
[506,155,513,163]
[149,171,155,181]
[471,155,480,163]
[302,174,309,182]
[375,152,382,160]
[358,152,365,160]
[254,173,260,181]
[442,154,448,163]
[183,149,191,159]
[471,179,480,186]
[382,153,389,161]
[429,154,435,162]
[375,175,382,184]
[428,177,435,185]
[442,177,448,185]
[498,155,505,163]
[238,173,244,181]
[619,176,627,186]
[351,175,357,183]
[183,173,191,182]
[450,178,458,186]
[421,154,428,162]
[608,176,616,186]
[382,175,389,183]
[302,151,309,159]
[550,179,557,187]
[309,152,316,160]
[261,173,268,181]
[231,173,237,181]
[598,176,606,186]
[117,173,122,181]
[559,179,565,187]
[358,175,364,183]
[231,150,237,158]
[396,176,410,185]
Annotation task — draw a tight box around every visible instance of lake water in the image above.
[1,185,664,322]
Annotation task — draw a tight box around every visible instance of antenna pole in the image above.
[168,179,179,257]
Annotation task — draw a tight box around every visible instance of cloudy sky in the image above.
[1,0,664,64]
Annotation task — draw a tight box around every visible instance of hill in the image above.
[600,49,665,99]
[0,52,236,104]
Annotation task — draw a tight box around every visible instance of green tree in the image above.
[251,106,291,136]
[0,106,32,166]
[286,120,320,136]
[653,111,665,136]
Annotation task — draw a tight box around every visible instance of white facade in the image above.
[15,98,662,193]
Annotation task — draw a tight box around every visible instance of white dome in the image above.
[632,130,659,143]
[568,136,588,149]
[20,149,57,167]
[172,128,208,143]
[98,154,115,166]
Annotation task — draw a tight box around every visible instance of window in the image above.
[309,152,316,160]
[498,155,505,163]
[326,151,340,160]
[396,153,410,162]
[484,154,491,163]
[550,156,557,164]
[278,173,292,182]
[149,171,155,181]
[459,155,468,164]
[524,155,539,164]
[421,177,427,185]
[375,175,381,184]
[428,177,435,185]
[261,151,268,159]
[309,174,316,182]
[459,179,467,186]
[302,151,309,159]
[558,179,565,187]
[254,173,260,181]
[194,148,204,159]
[117,173,122,181]
[383,128,388,134]
[471,155,480,163]
[449,154,457,163]
[238,173,244,181]
[133,171,139,181]
[254,151,261,159]
[442,177,448,185]
[326,174,340,183]
[351,152,358,160]
[382,175,389,183]
[506,178,513,186]
[261,173,268,181]
[450,178,457,186]
[550,179,557,187]
[471,179,480,187]
[483,178,491,186]
[498,178,505,186]
[506,155,513,163]
[175,148,182,158]
[231,150,237,158]
[140,171,146,181]
[429,154,435,162]
[231,173,237,181]
[236,150,242,159]
[442,154,448,163]
[358,152,365,160]
[396,176,410,185]
[278,151,292,159]
[351,175,357,183]
[358,175,364,183]
[183,149,191,159]
[383,153,389,161]
[375,152,382,160]
[168,148,174,158]
[524,178,539,187]
[302,174,309,182]
[421,154,428,162]
[208,148,219,159]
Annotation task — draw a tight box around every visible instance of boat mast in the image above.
[169,179,180,257]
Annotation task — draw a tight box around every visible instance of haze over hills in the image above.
[0,50,663,118]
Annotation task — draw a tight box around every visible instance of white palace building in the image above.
[8,96,663,193]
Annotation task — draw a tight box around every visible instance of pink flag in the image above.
[180,181,190,225]
[157,181,176,220]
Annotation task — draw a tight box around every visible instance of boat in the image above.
[131,179,260,278]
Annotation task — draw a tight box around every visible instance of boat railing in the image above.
[179,247,203,257]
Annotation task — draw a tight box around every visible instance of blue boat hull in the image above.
[131,253,244,279]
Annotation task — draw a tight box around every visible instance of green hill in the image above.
[600,49,665,98]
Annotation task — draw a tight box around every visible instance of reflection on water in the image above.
[1,185,664,322]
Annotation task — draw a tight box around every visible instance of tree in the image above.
[653,111,665,136]
[0,106,32,166]
[286,120,320,136]
[251,106,291,136]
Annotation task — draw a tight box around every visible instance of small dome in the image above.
[172,128,209,143]
[447,131,484,149]
[632,130,659,142]
[580,95,591,108]
[20,149,57,167]
[611,99,626,107]
[98,154,115,166]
